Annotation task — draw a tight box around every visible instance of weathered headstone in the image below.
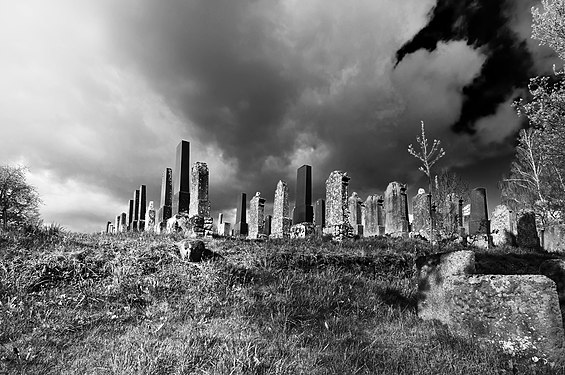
[323,171,353,241]
[362,195,380,237]
[115,215,121,234]
[234,193,248,236]
[106,221,112,234]
[411,188,430,238]
[384,182,409,236]
[138,185,147,231]
[220,222,231,237]
[189,162,210,217]
[271,180,291,238]
[157,168,173,233]
[144,201,156,233]
[290,223,316,239]
[490,204,516,246]
[172,140,190,215]
[348,192,363,236]
[248,192,266,239]
[543,224,565,253]
[516,211,539,249]
[293,165,314,224]
[314,198,325,229]
[132,189,140,231]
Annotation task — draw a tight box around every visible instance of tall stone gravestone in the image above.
[469,188,489,235]
[361,194,385,237]
[323,171,353,241]
[157,168,173,233]
[293,165,313,224]
[384,182,409,237]
[173,140,190,215]
[189,162,213,237]
[314,198,326,236]
[234,193,248,236]
[145,201,156,233]
[264,215,272,236]
[138,185,147,231]
[120,212,127,233]
[106,221,112,234]
[412,188,430,238]
[115,215,121,234]
[132,189,140,231]
[271,180,291,238]
[127,199,134,231]
[348,192,363,236]
[517,211,540,249]
[248,192,266,239]
[491,204,516,246]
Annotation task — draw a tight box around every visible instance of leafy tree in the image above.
[504,0,565,225]
[407,121,446,194]
[0,165,41,230]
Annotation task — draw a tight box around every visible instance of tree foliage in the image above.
[407,121,446,193]
[503,0,565,225]
[0,165,41,230]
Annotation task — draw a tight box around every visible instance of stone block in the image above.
[420,274,565,360]
[290,223,316,239]
[540,259,565,314]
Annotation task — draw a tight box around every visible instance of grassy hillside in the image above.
[0,229,563,374]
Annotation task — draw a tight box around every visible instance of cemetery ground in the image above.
[1,230,564,375]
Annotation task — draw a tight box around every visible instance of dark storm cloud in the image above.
[395,0,535,134]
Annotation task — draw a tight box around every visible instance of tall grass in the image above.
[0,231,562,374]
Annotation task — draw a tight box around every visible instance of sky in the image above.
[0,0,561,233]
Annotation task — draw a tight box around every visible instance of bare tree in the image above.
[408,121,446,194]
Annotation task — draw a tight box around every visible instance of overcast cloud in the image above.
[0,0,560,232]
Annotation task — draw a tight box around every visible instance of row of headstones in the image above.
[214,169,496,243]
[105,140,214,235]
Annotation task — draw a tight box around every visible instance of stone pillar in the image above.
[234,193,248,236]
[401,185,410,232]
[264,215,272,236]
[132,189,140,231]
[106,221,112,234]
[189,162,210,218]
[384,181,409,236]
[115,215,121,234]
[412,188,430,238]
[362,195,380,237]
[173,140,190,215]
[323,171,353,241]
[292,165,313,224]
[271,180,291,238]
[348,192,363,236]
[157,168,173,233]
[458,198,464,228]
[127,199,134,231]
[314,199,326,228]
[120,212,127,233]
[144,201,156,233]
[138,185,147,231]
[248,192,266,239]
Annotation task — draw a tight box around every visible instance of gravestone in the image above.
[362,195,380,237]
[517,211,540,249]
[145,201,156,233]
[132,189,140,231]
[543,224,565,253]
[173,140,190,215]
[120,212,127,233]
[234,193,248,236]
[348,192,363,236]
[189,162,210,217]
[376,195,385,235]
[106,221,112,234]
[469,187,488,235]
[138,185,147,231]
[412,188,430,239]
[271,180,291,238]
[293,165,314,224]
[115,215,121,234]
[314,198,325,228]
[157,168,173,233]
[219,222,231,237]
[127,199,134,231]
[323,171,353,241]
[290,223,316,239]
[384,182,409,237]
[248,192,266,239]
[490,204,516,246]
[264,215,272,236]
